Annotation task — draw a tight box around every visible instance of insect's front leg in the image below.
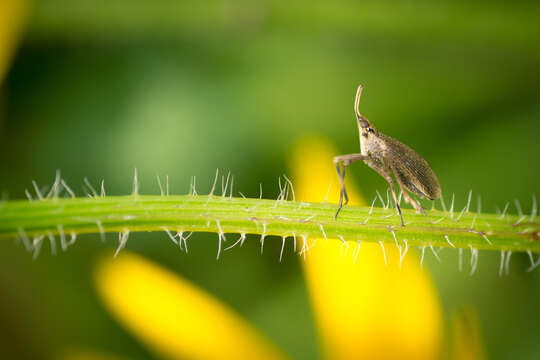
[333,154,368,219]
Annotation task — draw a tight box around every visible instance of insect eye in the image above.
[368,128,375,133]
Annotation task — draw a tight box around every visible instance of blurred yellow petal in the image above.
[290,136,443,360]
[450,308,485,360]
[95,252,286,360]
[0,0,27,83]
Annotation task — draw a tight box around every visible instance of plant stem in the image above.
[0,195,538,252]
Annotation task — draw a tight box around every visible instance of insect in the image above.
[334,85,441,226]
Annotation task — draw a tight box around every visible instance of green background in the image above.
[1,1,539,359]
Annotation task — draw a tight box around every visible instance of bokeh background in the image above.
[1,1,539,359]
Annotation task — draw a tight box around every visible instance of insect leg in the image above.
[333,154,367,219]
[335,161,348,217]
[390,165,425,215]
[388,182,404,226]
[380,176,404,226]
[366,163,404,226]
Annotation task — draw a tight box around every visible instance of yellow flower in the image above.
[96,252,286,360]
[0,0,27,84]
[291,137,442,359]
[92,136,444,360]
[450,308,485,360]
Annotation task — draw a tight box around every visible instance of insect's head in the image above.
[354,85,376,138]
[357,115,376,138]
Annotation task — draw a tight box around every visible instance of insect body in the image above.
[334,85,441,226]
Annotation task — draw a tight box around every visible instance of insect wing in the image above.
[381,133,441,200]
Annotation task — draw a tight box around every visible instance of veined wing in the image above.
[381,133,441,200]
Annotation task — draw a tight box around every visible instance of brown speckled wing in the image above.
[380,133,441,200]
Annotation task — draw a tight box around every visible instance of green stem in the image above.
[0,195,538,253]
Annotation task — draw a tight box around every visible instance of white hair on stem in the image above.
[156,175,164,196]
[221,172,230,197]
[32,236,44,259]
[499,250,506,277]
[46,170,62,199]
[260,223,267,254]
[95,220,105,242]
[216,219,226,260]
[58,224,67,251]
[224,233,246,251]
[229,176,234,199]
[300,235,308,259]
[209,169,219,196]
[337,235,349,248]
[376,190,386,209]
[114,230,130,258]
[465,189,473,212]
[66,232,77,248]
[450,193,455,219]
[32,180,44,200]
[429,243,441,262]
[498,202,509,219]
[162,227,179,246]
[505,250,512,275]
[379,241,387,265]
[18,228,33,252]
[323,180,332,203]
[469,215,477,230]
[361,196,378,224]
[176,231,192,252]
[83,177,98,197]
[279,236,286,262]
[444,235,455,248]
[440,193,447,212]
[456,190,472,221]
[479,232,492,245]
[283,174,295,201]
[353,240,362,265]
[318,223,327,241]
[399,240,408,268]
[527,250,540,272]
[100,180,106,197]
[514,199,523,216]
[469,246,478,276]
[132,168,139,195]
[430,216,445,225]
[420,246,426,269]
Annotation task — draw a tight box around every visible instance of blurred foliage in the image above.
[0,1,539,359]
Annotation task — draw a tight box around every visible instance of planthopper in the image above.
[334,85,441,226]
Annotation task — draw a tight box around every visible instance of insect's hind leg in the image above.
[384,178,404,226]
[389,183,404,226]
[390,167,426,215]
[367,164,405,226]
[407,195,426,215]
